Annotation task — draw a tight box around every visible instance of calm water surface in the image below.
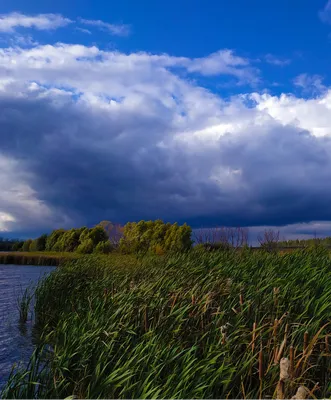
[0,265,55,388]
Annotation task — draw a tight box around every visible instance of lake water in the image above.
[0,265,55,389]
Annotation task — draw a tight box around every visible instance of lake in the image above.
[0,265,55,389]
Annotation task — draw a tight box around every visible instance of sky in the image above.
[1,0,331,241]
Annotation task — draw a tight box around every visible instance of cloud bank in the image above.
[0,27,330,237]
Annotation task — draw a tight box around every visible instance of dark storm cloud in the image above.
[2,88,331,235]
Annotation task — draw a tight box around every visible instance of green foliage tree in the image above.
[89,226,109,246]
[45,229,66,251]
[12,241,24,251]
[22,239,32,252]
[77,238,94,254]
[79,226,109,250]
[35,234,48,251]
[29,239,38,252]
[56,228,85,252]
[119,220,192,254]
[94,241,113,254]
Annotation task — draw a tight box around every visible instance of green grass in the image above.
[2,248,331,398]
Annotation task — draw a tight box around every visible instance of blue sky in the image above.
[0,0,330,94]
[1,0,331,241]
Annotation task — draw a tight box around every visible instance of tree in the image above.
[89,226,109,246]
[45,229,66,251]
[57,228,85,252]
[257,229,280,252]
[35,234,48,251]
[94,241,112,254]
[12,241,24,251]
[193,226,249,250]
[119,220,193,254]
[97,221,124,248]
[29,239,38,252]
[22,239,32,252]
[79,226,109,252]
[77,238,94,254]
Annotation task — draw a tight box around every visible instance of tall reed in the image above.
[2,248,331,398]
[16,286,33,323]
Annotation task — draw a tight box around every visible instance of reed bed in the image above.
[0,251,80,266]
[2,248,331,398]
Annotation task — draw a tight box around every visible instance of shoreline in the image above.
[0,251,80,266]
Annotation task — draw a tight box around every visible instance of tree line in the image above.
[0,237,21,251]
[12,220,193,255]
[277,237,331,248]
[8,222,331,255]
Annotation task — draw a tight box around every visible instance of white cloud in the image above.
[185,50,258,83]
[265,54,291,66]
[0,153,70,232]
[79,18,130,36]
[1,40,331,233]
[0,43,258,98]
[0,12,72,33]
[250,91,331,137]
[293,73,326,95]
[76,27,92,35]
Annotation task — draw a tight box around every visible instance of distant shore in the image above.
[0,251,80,266]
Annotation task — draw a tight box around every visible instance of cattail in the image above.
[279,357,290,381]
[276,358,290,399]
[239,293,244,311]
[303,331,309,353]
[252,322,257,353]
[276,381,285,400]
[191,294,195,305]
[291,386,307,399]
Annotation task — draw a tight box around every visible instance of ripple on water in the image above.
[0,265,55,389]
